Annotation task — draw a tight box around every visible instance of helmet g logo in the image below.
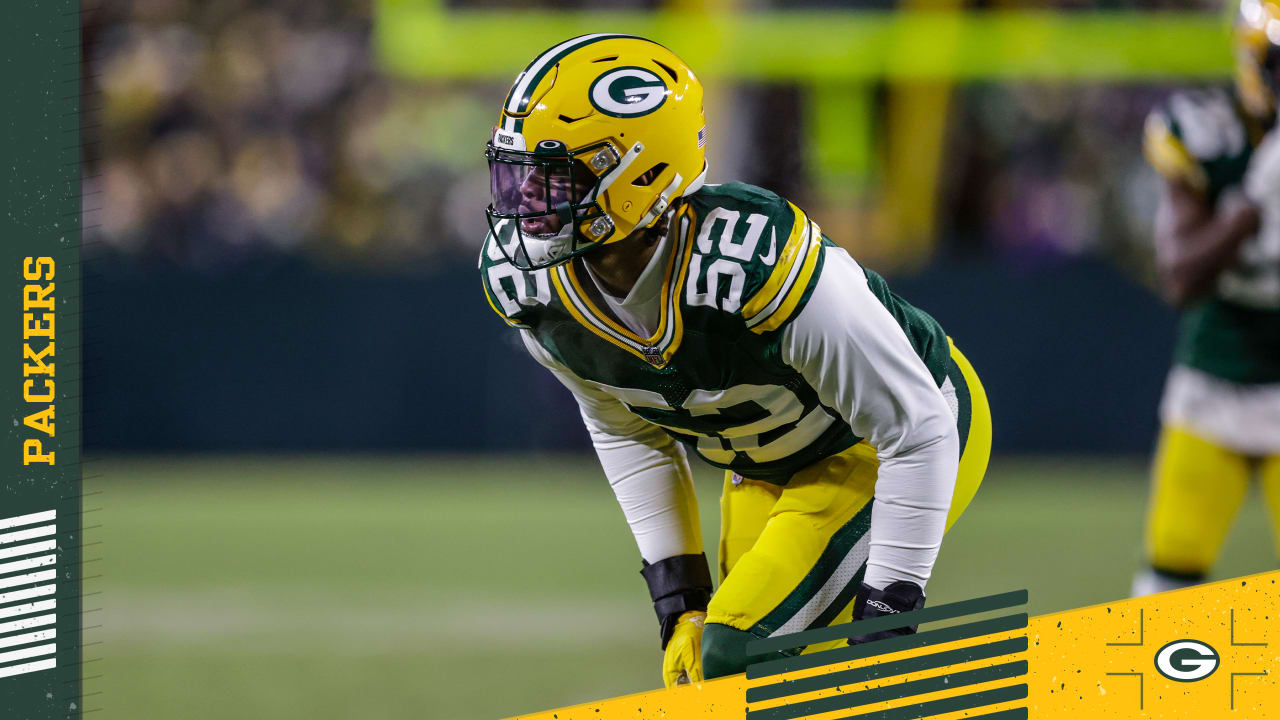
[1154,640,1220,682]
[589,67,668,118]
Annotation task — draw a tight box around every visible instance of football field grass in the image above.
[87,455,1276,720]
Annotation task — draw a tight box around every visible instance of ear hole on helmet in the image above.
[592,55,619,63]
[653,60,679,82]
[632,162,669,187]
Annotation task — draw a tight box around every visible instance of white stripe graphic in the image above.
[0,554,56,576]
[0,614,55,635]
[0,600,56,621]
[0,510,55,531]
[770,532,872,637]
[0,643,56,665]
[0,539,56,560]
[0,525,55,545]
[0,629,55,650]
[0,584,56,605]
[0,570,57,590]
[0,510,58,678]
[0,658,56,679]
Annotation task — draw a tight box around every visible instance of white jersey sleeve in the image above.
[780,246,960,591]
[519,331,703,563]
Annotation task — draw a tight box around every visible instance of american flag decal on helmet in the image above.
[697,126,707,148]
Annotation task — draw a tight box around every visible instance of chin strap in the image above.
[638,171,683,229]
[682,162,708,197]
[641,554,713,650]
[589,142,645,202]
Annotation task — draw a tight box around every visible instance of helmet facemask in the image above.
[484,138,622,271]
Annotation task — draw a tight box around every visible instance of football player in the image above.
[480,35,992,685]
[1134,0,1280,596]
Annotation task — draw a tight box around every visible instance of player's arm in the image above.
[779,245,959,641]
[518,332,710,685]
[1152,177,1259,307]
[1143,111,1266,308]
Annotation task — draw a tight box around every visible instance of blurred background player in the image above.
[1134,0,1280,595]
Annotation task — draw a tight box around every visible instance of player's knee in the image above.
[701,622,755,679]
[1149,530,1218,574]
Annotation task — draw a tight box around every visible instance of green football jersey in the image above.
[1145,87,1280,384]
[481,182,950,484]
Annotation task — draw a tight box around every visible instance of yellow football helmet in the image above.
[485,34,707,270]
[1236,0,1280,118]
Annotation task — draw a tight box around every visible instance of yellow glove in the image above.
[662,611,706,688]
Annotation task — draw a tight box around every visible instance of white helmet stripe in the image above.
[505,34,629,114]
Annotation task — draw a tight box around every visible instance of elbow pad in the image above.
[640,553,712,649]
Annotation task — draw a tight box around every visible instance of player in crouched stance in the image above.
[479,35,991,685]
[1134,0,1280,595]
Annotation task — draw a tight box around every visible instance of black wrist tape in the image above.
[640,553,712,649]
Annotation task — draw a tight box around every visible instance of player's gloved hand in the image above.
[848,580,926,645]
[1244,125,1280,207]
[640,553,713,688]
[662,610,706,687]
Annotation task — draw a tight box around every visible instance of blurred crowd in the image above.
[85,0,496,269]
[82,0,1225,278]
[943,82,1169,273]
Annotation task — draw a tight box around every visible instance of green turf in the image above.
[84,455,1276,720]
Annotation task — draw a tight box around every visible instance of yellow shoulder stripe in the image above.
[1143,114,1207,193]
[749,221,823,334]
[741,202,811,321]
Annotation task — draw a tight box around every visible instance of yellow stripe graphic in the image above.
[506,570,1280,720]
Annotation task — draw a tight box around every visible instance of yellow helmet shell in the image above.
[1235,0,1280,117]
[493,34,707,248]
